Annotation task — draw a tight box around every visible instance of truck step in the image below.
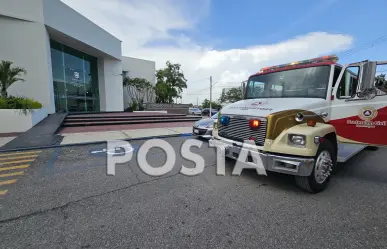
[337,143,367,163]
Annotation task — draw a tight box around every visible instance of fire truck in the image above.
[210,55,387,193]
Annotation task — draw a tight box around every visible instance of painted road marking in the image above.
[0,151,41,197]
[0,179,17,186]
[0,189,8,196]
[0,165,30,171]
[0,155,39,161]
[0,159,35,166]
[0,171,24,178]
[0,150,42,157]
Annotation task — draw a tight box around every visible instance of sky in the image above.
[61,0,387,105]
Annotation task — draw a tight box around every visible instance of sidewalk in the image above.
[58,122,194,145]
[0,136,17,147]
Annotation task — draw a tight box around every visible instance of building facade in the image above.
[0,0,155,114]
[122,56,156,109]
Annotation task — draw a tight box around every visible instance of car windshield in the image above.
[245,66,331,99]
[211,113,218,119]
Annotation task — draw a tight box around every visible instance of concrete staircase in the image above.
[62,112,202,127]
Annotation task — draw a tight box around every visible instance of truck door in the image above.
[329,60,387,146]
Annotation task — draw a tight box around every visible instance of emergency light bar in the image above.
[259,55,339,73]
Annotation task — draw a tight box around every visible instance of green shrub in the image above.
[0,96,42,114]
[0,97,6,109]
[131,101,138,111]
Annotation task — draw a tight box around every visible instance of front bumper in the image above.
[210,138,315,176]
[193,127,213,138]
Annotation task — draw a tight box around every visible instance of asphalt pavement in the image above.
[0,136,386,249]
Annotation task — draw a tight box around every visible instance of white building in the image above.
[0,0,155,114]
[122,56,156,109]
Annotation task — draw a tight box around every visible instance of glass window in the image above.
[50,47,65,83]
[50,39,100,112]
[246,66,331,99]
[336,66,359,99]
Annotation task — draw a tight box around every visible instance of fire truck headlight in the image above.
[288,134,306,147]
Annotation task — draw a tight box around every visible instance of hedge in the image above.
[0,96,42,110]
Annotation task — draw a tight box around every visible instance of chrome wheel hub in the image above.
[314,150,333,184]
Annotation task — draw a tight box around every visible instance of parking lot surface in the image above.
[0,137,386,248]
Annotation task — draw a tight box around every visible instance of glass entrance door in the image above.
[50,40,100,113]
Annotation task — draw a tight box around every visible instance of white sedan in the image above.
[188,108,202,115]
[192,113,218,139]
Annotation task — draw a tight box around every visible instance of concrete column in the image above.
[97,58,123,112]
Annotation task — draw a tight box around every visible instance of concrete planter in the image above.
[0,108,47,133]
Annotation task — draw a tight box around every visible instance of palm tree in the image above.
[0,60,27,98]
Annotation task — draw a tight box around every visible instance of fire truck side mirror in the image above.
[242,82,246,97]
[358,61,377,99]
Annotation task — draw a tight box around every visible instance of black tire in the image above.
[295,140,337,193]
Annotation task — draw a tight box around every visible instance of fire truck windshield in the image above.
[245,65,331,99]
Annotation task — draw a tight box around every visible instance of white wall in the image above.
[0,108,47,133]
[122,56,156,108]
[97,59,107,111]
[122,56,156,83]
[0,0,44,23]
[43,0,121,60]
[98,59,124,111]
[0,16,55,113]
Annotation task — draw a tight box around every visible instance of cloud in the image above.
[61,0,353,104]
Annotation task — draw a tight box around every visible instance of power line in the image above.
[185,92,222,95]
[339,36,386,56]
[187,77,210,84]
[213,84,241,88]
[185,82,242,94]
[338,35,387,58]
[187,85,212,94]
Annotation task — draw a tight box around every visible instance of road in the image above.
[0,136,387,249]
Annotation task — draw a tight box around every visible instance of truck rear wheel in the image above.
[295,140,336,193]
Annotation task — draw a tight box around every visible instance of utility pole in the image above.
[197,97,198,107]
[209,76,212,117]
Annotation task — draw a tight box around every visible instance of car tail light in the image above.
[249,119,260,129]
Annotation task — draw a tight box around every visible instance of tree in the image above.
[155,61,187,103]
[201,98,222,110]
[123,77,155,110]
[219,87,243,103]
[0,61,27,98]
[155,82,170,103]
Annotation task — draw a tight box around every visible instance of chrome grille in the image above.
[218,116,267,146]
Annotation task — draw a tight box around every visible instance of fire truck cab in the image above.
[211,55,387,193]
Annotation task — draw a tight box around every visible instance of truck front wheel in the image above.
[295,140,336,193]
